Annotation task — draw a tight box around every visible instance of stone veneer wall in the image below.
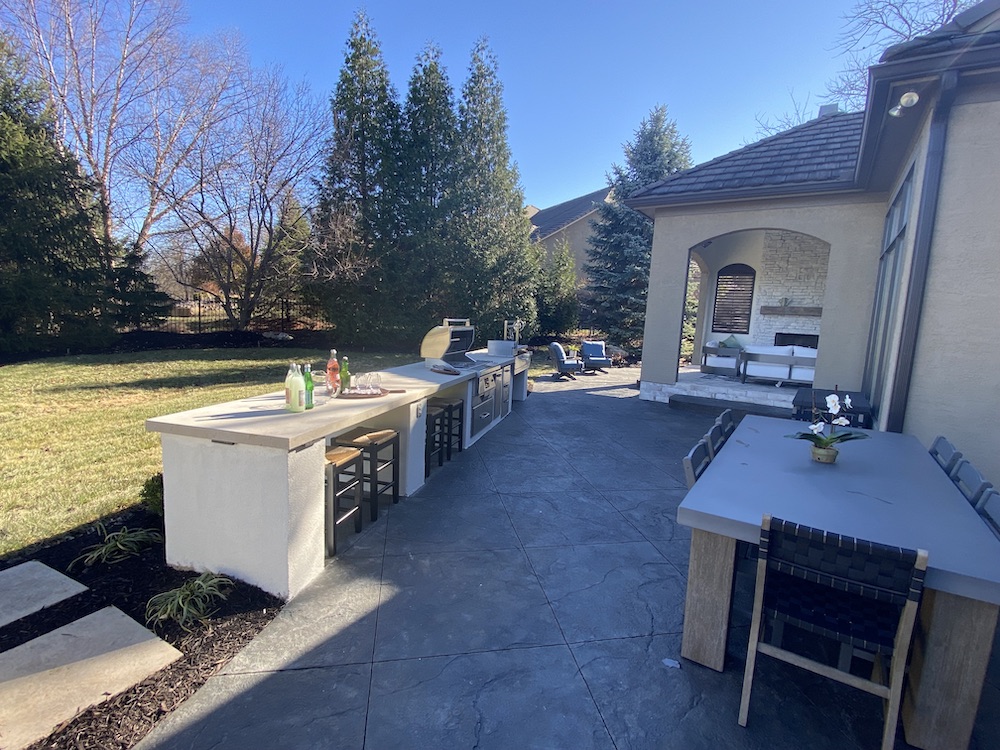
[750,230,830,346]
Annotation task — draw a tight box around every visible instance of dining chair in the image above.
[950,459,993,507]
[682,439,711,489]
[739,515,928,750]
[704,421,725,460]
[717,408,736,440]
[928,435,963,474]
[977,488,1000,539]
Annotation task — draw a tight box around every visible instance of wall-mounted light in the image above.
[889,90,920,117]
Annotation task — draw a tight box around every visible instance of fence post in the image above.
[195,294,202,334]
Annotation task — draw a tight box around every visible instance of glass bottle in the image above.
[303,363,314,409]
[341,355,351,392]
[284,362,296,410]
[326,349,340,397]
[288,363,306,413]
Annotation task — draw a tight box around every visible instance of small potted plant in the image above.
[786,392,868,463]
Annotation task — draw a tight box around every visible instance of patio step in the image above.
[0,606,182,750]
[667,393,793,419]
[0,561,89,628]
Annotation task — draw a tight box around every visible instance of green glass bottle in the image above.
[303,363,314,409]
[341,356,351,392]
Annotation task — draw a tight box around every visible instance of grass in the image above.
[0,347,413,557]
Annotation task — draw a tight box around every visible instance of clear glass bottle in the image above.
[284,362,296,410]
[288,363,306,413]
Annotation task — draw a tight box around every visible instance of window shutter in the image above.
[713,264,755,334]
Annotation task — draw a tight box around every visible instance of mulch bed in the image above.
[0,508,283,749]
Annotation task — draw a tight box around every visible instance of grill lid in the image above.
[420,318,477,367]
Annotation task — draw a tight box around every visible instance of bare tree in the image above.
[753,89,814,139]
[0,0,242,258]
[159,66,332,330]
[827,0,976,110]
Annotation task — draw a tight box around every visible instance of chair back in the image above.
[704,422,725,460]
[548,342,568,363]
[978,489,1000,538]
[929,435,963,474]
[580,340,606,358]
[951,459,993,507]
[718,409,735,439]
[759,515,927,655]
[682,439,711,489]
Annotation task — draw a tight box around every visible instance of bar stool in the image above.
[425,404,446,476]
[324,446,363,556]
[428,396,464,460]
[333,427,400,521]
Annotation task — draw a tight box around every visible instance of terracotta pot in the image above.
[811,445,839,464]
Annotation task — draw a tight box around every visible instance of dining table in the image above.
[677,415,1000,750]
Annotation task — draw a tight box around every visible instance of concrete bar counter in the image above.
[146,358,513,599]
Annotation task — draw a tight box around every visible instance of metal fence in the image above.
[154,298,332,335]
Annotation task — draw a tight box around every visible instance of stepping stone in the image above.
[0,561,88,628]
[0,606,183,750]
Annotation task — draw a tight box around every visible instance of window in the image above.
[863,172,913,417]
[713,263,755,334]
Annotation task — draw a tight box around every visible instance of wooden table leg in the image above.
[902,588,999,750]
[681,529,737,671]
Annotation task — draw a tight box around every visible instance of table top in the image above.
[145,357,512,452]
[678,415,1000,604]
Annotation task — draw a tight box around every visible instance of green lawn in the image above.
[0,348,413,557]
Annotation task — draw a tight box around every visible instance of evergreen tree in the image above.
[536,238,579,336]
[392,45,459,339]
[452,40,537,340]
[312,11,400,344]
[0,34,113,353]
[587,105,691,353]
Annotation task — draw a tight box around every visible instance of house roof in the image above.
[881,0,1000,61]
[626,111,865,210]
[530,187,611,240]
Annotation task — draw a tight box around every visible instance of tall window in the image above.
[712,263,755,334]
[863,171,913,417]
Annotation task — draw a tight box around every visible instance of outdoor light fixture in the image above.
[889,90,920,117]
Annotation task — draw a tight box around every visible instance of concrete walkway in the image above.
[136,367,1000,750]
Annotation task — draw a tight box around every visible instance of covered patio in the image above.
[134,369,1000,749]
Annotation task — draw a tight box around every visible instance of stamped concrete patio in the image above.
[136,367,1000,750]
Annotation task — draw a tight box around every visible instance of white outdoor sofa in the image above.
[702,340,817,385]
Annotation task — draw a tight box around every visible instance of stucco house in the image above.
[626,0,1000,484]
[530,186,611,283]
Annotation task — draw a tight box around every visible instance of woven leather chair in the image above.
[548,342,583,380]
[928,435,962,474]
[682,439,711,490]
[739,515,928,750]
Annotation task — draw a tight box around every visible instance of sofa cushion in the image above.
[720,334,742,349]
[792,346,818,358]
[744,345,795,356]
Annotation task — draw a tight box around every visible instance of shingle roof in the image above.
[626,111,865,208]
[881,0,1000,61]
[530,187,611,240]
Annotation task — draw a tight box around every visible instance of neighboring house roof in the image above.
[627,111,865,209]
[530,187,611,240]
[881,0,1000,61]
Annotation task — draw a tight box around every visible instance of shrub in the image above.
[141,472,165,517]
[146,572,234,631]
[70,523,163,569]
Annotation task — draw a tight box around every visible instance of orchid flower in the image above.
[833,416,851,427]
[825,394,841,415]
[809,422,825,435]
[844,394,853,410]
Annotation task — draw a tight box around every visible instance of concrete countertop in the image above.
[145,361,485,452]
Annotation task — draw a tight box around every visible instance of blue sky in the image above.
[186,1,861,209]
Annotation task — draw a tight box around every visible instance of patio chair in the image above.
[682,438,711,489]
[717,408,736,440]
[928,435,963,474]
[704,421,725,460]
[739,515,928,750]
[580,340,613,373]
[977,488,1000,539]
[548,342,584,380]
[950,459,993,507]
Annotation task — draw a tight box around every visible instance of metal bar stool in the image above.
[324,445,363,556]
[425,404,446,476]
[333,427,400,521]
[428,396,463,460]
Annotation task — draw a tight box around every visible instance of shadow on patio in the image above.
[135,366,1000,749]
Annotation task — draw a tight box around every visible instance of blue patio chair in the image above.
[739,515,928,750]
[548,342,584,380]
[951,459,993,507]
[580,340,613,373]
[977,488,1000,539]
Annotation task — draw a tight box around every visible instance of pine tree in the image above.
[312,11,400,344]
[587,105,691,353]
[452,40,537,340]
[536,238,579,336]
[0,35,113,353]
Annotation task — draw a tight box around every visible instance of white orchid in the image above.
[844,394,853,410]
[809,422,825,434]
[787,389,869,448]
[825,394,841,415]
[833,416,851,427]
